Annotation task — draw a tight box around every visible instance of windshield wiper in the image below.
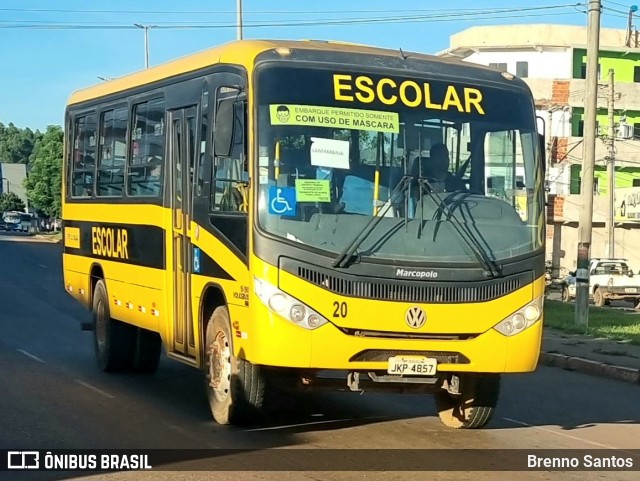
[417,179,501,278]
[332,175,412,269]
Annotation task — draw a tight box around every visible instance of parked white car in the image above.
[561,258,640,307]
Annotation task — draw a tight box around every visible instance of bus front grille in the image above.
[295,265,529,304]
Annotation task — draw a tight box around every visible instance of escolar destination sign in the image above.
[269,104,399,133]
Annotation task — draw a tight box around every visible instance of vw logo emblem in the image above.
[405,306,426,329]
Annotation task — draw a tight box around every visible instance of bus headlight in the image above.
[254,277,328,330]
[290,304,306,323]
[268,293,287,312]
[493,296,543,337]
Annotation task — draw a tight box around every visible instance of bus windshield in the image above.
[3,212,20,224]
[255,65,544,265]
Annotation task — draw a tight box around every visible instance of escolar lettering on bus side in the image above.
[91,226,129,260]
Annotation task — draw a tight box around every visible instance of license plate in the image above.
[625,288,637,293]
[387,356,437,376]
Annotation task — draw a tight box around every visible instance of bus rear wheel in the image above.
[435,374,500,429]
[92,279,135,372]
[205,306,265,425]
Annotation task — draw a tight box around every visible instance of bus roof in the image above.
[66,39,486,106]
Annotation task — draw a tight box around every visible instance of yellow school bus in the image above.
[63,39,545,429]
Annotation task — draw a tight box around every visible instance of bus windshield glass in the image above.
[3,212,20,224]
[256,65,544,265]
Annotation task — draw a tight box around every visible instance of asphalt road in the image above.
[1,232,639,481]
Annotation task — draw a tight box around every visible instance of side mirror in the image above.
[538,133,546,172]
[213,99,235,158]
[569,271,576,277]
[629,270,634,277]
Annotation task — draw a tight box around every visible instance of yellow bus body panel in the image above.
[63,203,168,337]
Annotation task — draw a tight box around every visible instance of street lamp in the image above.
[626,5,639,47]
[237,0,243,40]
[134,24,156,69]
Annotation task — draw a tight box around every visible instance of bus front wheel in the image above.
[92,279,135,372]
[435,374,500,429]
[205,306,265,425]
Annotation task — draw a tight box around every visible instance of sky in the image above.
[0,0,635,131]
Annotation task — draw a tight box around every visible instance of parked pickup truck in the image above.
[562,258,640,307]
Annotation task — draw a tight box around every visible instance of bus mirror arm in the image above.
[539,133,546,173]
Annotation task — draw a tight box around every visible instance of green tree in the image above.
[0,122,42,164]
[24,125,63,218]
[0,192,26,212]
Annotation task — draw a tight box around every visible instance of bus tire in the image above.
[130,328,162,373]
[205,306,265,425]
[92,279,135,372]
[435,374,500,429]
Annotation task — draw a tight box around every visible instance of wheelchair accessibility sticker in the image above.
[193,247,201,273]
[268,187,296,216]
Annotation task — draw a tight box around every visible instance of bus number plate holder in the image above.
[387,356,437,376]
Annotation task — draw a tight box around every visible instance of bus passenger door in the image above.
[168,106,197,357]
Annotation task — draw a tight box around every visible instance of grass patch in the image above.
[544,300,640,345]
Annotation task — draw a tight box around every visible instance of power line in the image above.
[0,4,585,15]
[0,4,587,29]
[602,0,637,9]
[602,5,632,15]
[0,11,583,27]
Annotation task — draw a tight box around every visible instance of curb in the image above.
[34,235,62,244]
[540,352,640,384]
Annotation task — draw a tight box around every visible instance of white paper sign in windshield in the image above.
[309,137,350,170]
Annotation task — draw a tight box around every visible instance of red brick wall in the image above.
[551,137,568,164]
[552,80,570,104]
[547,195,565,222]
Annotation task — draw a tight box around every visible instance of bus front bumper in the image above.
[244,313,543,374]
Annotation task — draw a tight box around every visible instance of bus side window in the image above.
[196,89,210,197]
[71,113,97,197]
[210,88,247,213]
[128,98,165,197]
[97,106,127,197]
[209,85,248,256]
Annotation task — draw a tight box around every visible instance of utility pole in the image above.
[575,0,602,326]
[134,24,152,68]
[607,68,616,258]
[237,0,244,40]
